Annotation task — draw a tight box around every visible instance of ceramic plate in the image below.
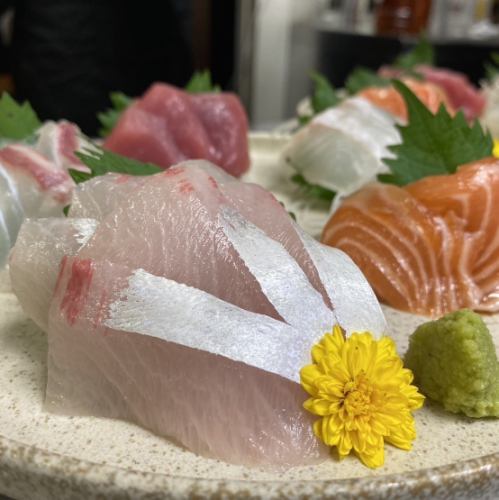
[0,134,498,500]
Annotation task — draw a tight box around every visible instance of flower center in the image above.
[342,373,373,416]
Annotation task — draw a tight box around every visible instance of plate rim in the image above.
[1,432,498,499]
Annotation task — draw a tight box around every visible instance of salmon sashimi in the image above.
[10,160,385,467]
[322,158,499,317]
[359,78,453,122]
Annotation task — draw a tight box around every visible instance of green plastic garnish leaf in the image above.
[345,67,390,95]
[185,70,221,93]
[0,92,41,141]
[299,72,340,124]
[97,92,134,138]
[393,37,434,71]
[310,72,340,114]
[70,146,162,184]
[381,80,493,186]
[291,173,336,202]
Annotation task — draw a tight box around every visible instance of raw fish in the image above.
[322,158,499,316]
[11,160,385,467]
[416,66,485,121]
[359,78,453,122]
[104,83,250,177]
[0,121,86,267]
[284,97,400,196]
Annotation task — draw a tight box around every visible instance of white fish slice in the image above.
[10,217,98,330]
[284,97,401,196]
[11,160,386,467]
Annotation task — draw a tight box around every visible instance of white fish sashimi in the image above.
[35,120,92,173]
[0,165,24,266]
[11,160,386,467]
[10,218,98,330]
[0,120,90,269]
[284,97,401,196]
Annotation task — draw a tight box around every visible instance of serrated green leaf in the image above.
[310,72,340,114]
[97,91,134,138]
[382,80,493,186]
[393,37,434,71]
[0,92,41,140]
[70,147,162,184]
[345,67,390,95]
[291,173,336,202]
[185,70,221,93]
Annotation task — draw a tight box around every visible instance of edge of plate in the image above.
[1,434,497,499]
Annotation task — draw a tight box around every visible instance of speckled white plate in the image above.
[0,134,498,500]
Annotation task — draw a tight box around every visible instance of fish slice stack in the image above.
[104,83,250,177]
[0,121,90,267]
[10,160,385,467]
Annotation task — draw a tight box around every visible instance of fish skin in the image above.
[322,158,499,316]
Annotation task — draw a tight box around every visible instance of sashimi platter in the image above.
[0,45,498,499]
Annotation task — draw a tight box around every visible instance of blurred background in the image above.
[1,0,499,134]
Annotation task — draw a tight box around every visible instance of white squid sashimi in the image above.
[11,160,386,467]
[284,97,401,196]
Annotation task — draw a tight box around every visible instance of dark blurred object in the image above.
[376,0,432,36]
[0,4,13,94]
[10,0,194,135]
[317,30,498,87]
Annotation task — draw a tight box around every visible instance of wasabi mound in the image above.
[405,309,499,418]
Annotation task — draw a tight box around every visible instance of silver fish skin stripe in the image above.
[105,268,313,383]
[218,207,334,335]
[296,226,387,337]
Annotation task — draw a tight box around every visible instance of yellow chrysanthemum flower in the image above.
[300,325,424,468]
[493,139,499,159]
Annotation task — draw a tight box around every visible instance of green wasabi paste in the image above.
[405,309,499,418]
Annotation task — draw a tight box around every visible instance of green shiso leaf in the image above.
[0,92,41,141]
[393,37,434,71]
[97,91,134,138]
[381,80,493,186]
[70,146,162,184]
[291,173,336,202]
[345,67,390,95]
[185,70,221,93]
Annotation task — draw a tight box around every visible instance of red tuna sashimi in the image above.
[416,66,485,121]
[103,83,250,177]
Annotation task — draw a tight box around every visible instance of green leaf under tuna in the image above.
[345,67,390,95]
[0,92,41,141]
[393,37,434,71]
[70,146,162,184]
[97,92,134,138]
[185,70,221,93]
